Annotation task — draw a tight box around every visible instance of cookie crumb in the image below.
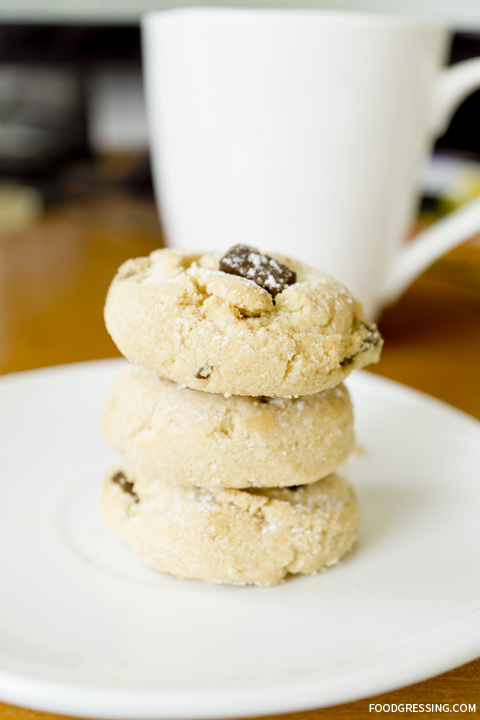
[195,366,213,379]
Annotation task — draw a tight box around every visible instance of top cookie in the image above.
[104,245,383,397]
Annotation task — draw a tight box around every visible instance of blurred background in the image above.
[0,0,479,413]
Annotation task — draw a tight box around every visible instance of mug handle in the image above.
[379,58,480,307]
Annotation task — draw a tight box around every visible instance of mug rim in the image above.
[142,6,446,33]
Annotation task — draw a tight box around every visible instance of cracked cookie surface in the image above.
[102,364,354,489]
[100,468,359,586]
[104,248,383,397]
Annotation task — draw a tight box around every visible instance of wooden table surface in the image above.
[0,155,479,719]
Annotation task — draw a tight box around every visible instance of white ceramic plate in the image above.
[0,360,479,719]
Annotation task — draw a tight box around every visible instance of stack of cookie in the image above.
[101,245,383,586]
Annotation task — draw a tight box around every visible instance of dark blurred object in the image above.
[0,24,141,179]
[437,32,480,156]
[0,24,140,63]
[0,65,89,176]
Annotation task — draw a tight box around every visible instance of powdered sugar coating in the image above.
[102,364,354,489]
[104,248,383,397]
[101,469,359,587]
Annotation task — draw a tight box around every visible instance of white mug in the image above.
[142,8,480,317]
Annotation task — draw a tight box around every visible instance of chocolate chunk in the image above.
[195,365,213,379]
[340,322,381,367]
[112,471,138,501]
[360,322,381,351]
[340,355,355,368]
[219,244,296,299]
[287,485,301,491]
[258,396,272,403]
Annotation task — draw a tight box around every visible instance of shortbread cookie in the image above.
[102,364,354,488]
[104,246,382,397]
[100,468,359,586]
